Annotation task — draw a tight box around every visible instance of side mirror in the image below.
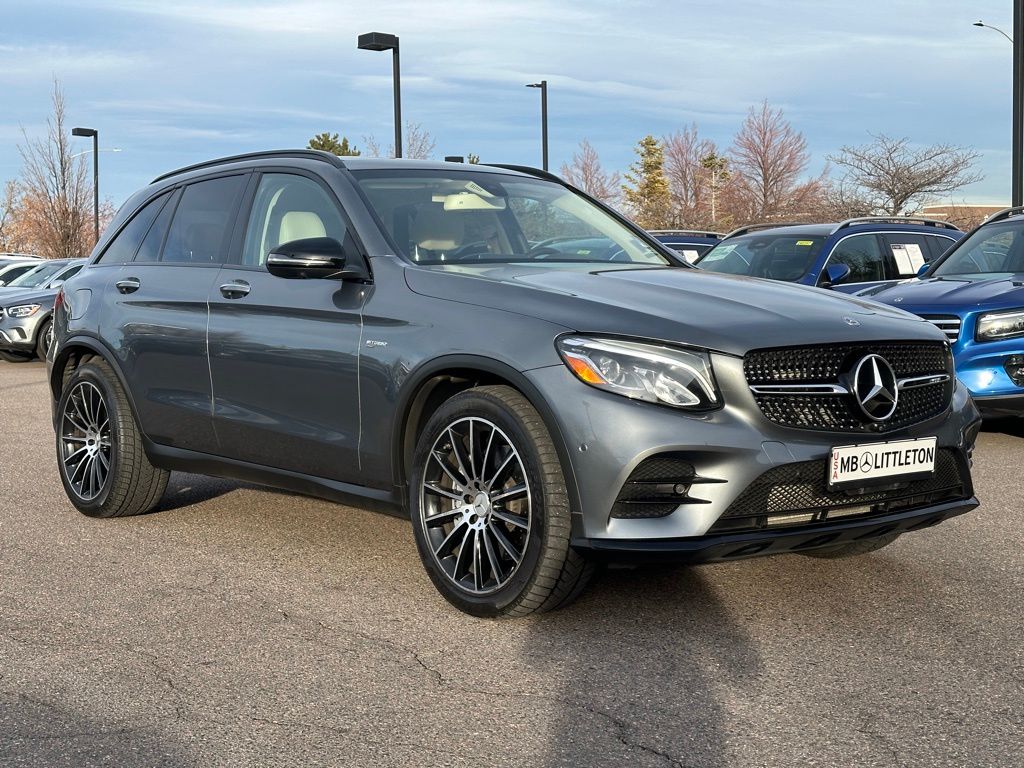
[916,263,930,278]
[820,263,851,289]
[266,237,368,281]
[50,279,65,289]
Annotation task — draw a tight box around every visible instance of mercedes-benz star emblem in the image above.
[843,316,861,327]
[852,354,899,421]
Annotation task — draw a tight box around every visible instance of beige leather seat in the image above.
[411,206,464,259]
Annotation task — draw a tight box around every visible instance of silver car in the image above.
[0,259,85,362]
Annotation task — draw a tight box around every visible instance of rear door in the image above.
[206,169,365,481]
[102,173,248,452]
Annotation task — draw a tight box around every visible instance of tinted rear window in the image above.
[162,176,246,264]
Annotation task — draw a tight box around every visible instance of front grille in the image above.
[745,341,952,433]
[920,315,961,343]
[611,454,714,519]
[710,448,966,532]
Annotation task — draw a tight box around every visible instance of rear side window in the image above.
[926,235,957,263]
[135,191,178,262]
[51,264,83,286]
[882,233,931,277]
[97,192,170,264]
[162,175,246,264]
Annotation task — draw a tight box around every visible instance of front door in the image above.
[206,171,365,482]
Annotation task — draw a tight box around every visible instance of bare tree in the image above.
[729,100,825,222]
[362,122,436,160]
[829,134,983,215]
[559,140,621,206]
[17,81,94,259]
[663,125,725,227]
[0,180,29,252]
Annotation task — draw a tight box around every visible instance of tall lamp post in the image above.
[526,81,548,171]
[974,16,1024,206]
[358,32,402,158]
[71,127,99,244]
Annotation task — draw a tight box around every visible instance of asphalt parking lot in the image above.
[1,361,1021,768]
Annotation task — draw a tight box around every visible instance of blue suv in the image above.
[695,218,963,291]
[856,207,1024,417]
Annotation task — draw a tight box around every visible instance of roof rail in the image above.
[151,149,347,184]
[723,222,811,239]
[982,206,1024,225]
[649,229,724,239]
[832,216,961,233]
[484,163,563,183]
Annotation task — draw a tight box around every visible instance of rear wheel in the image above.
[410,385,595,617]
[56,358,169,518]
[799,533,900,559]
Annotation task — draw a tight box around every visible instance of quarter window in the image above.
[97,192,170,264]
[162,175,246,264]
[135,190,178,262]
[241,174,347,266]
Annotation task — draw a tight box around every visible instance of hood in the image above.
[861,273,1024,312]
[0,286,57,309]
[404,264,943,357]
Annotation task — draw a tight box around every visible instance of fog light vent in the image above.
[611,454,710,519]
[1004,355,1024,387]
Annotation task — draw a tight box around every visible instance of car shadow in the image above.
[526,564,756,767]
[0,692,189,767]
[980,416,1024,438]
[155,472,258,513]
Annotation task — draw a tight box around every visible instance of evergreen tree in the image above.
[307,132,361,156]
[622,135,671,228]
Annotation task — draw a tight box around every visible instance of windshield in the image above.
[6,261,65,288]
[696,234,826,281]
[352,169,671,266]
[932,220,1024,278]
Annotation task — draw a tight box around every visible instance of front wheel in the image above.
[35,319,53,361]
[0,350,34,363]
[56,358,169,518]
[409,385,595,617]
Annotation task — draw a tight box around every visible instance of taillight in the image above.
[54,287,65,313]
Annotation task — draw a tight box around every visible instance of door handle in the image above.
[219,280,251,299]
[115,277,140,294]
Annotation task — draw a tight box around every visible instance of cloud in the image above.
[0,44,142,82]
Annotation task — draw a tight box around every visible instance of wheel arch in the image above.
[392,355,581,516]
[50,335,141,426]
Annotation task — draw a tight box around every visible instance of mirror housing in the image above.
[916,262,930,278]
[266,237,369,281]
[820,263,851,289]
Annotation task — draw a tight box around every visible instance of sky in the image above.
[0,0,1016,208]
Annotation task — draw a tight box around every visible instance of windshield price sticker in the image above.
[829,437,936,487]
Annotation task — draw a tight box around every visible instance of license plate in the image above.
[828,437,937,488]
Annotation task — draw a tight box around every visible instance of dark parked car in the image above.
[649,230,724,263]
[49,152,980,616]
[854,206,1024,417]
[0,259,85,362]
[695,218,962,291]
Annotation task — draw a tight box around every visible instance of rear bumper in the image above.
[571,496,978,564]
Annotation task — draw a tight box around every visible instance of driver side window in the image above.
[242,174,347,266]
[826,235,885,283]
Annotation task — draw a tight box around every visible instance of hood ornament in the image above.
[843,316,861,327]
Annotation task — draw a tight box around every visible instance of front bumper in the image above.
[573,497,978,562]
[525,354,980,544]
[0,313,43,350]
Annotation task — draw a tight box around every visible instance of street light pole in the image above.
[358,32,403,158]
[974,17,1022,206]
[526,81,548,171]
[72,127,99,244]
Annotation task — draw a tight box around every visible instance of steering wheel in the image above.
[526,245,567,260]
[445,241,492,261]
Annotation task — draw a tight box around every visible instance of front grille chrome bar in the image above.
[897,373,951,390]
[750,373,950,397]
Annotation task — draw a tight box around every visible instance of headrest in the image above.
[280,211,327,244]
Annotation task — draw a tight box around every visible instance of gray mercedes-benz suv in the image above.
[49,151,980,617]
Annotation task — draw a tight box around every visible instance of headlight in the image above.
[556,336,719,409]
[6,304,40,319]
[976,309,1024,341]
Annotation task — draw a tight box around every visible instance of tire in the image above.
[0,350,34,363]
[35,319,53,361]
[55,358,169,518]
[799,533,900,559]
[409,385,595,617]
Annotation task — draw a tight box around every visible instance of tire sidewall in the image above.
[55,363,121,516]
[35,319,52,361]
[409,391,553,617]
